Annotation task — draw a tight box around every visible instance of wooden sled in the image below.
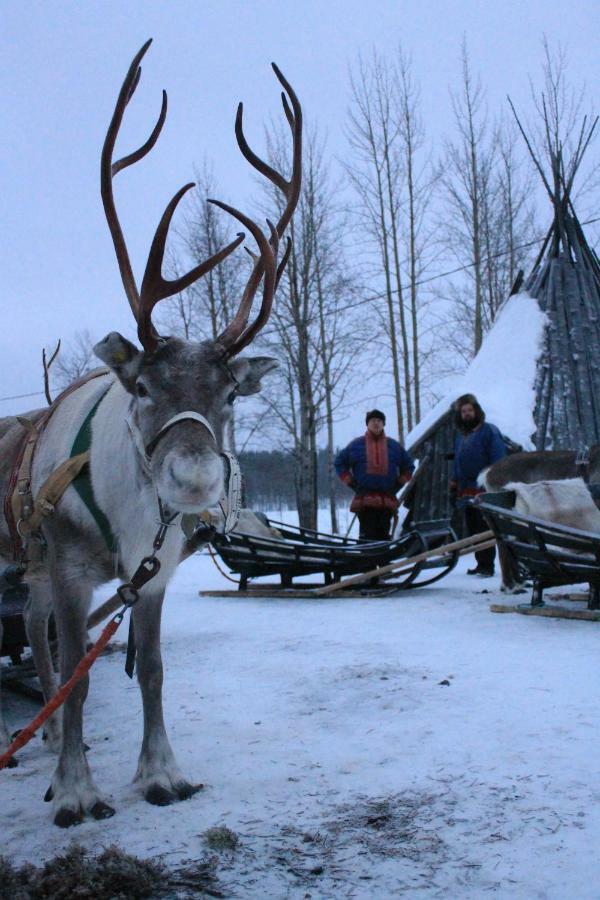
[479,487,600,621]
[208,517,459,592]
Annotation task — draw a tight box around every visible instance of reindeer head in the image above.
[94,40,301,513]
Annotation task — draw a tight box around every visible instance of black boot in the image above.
[467,565,494,577]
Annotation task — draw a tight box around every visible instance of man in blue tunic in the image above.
[335,410,414,541]
[450,393,507,576]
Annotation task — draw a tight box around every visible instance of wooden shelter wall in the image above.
[410,415,455,523]
[532,253,600,450]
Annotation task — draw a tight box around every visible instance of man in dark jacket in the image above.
[450,393,506,576]
[335,410,414,541]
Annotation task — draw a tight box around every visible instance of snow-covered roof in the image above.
[406,292,548,452]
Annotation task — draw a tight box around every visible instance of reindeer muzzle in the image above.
[126,411,241,534]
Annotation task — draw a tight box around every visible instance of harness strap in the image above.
[70,391,118,553]
[17,453,90,537]
[126,410,217,470]
[5,369,110,560]
[220,450,242,534]
[10,422,39,529]
[147,411,216,452]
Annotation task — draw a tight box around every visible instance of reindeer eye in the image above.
[226,391,237,406]
[136,381,149,398]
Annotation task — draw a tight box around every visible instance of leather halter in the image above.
[126,410,217,469]
[126,410,241,535]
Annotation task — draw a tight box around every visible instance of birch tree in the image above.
[257,128,359,530]
[345,48,435,434]
[440,39,491,356]
[345,52,406,437]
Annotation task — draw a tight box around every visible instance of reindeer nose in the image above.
[161,450,223,511]
[169,453,221,490]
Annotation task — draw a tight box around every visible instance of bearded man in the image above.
[335,410,413,541]
[450,393,507,576]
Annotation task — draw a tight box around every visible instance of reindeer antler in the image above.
[214,63,303,357]
[101,40,245,353]
[42,339,61,406]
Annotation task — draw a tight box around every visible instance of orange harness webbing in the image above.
[0,613,122,770]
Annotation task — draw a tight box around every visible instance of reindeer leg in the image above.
[23,582,61,753]
[47,564,114,827]
[132,590,201,806]
[498,545,527,594]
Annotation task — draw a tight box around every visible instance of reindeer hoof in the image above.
[90,800,115,820]
[145,785,177,806]
[44,785,54,802]
[175,781,203,801]
[5,756,18,769]
[54,807,83,828]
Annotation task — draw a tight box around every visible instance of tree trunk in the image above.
[382,132,412,435]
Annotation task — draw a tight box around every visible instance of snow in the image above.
[406,292,548,453]
[2,542,600,898]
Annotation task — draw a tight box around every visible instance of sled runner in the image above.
[479,487,600,620]
[207,517,458,592]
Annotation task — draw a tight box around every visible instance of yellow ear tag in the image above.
[113,350,127,364]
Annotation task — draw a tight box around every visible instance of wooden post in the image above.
[314,530,494,595]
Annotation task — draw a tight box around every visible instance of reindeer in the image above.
[0,40,301,827]
[481,447,600,491]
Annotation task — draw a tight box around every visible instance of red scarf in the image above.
[365,429,388,476]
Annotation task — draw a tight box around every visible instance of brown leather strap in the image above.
[5,368,109,558]
[18,452,90,537]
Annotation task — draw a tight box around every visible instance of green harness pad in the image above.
[70,392,118,553]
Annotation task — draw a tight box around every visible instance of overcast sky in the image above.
[2,0,599,444]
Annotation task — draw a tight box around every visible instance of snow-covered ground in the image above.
[2,546,600,898]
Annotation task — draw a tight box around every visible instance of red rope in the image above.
[0,615,121,771]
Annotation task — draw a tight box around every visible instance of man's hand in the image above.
[397,471,412,488]
[339,471,356,490]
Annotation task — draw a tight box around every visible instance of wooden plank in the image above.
[549,591,592,602]
[490,603,600,621]
[199,587,408,599]
[315,531,494,595]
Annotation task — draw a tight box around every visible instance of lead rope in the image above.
[207,542,241,584]
[0,514,172,771]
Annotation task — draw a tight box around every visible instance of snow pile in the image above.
[2,549,600,897]
[406,292,548,451]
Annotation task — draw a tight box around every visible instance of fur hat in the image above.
[366,409,386,425]
[453,393,485,431]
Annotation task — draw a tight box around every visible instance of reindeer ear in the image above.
[230,356,278,396]
[94,332,142,393]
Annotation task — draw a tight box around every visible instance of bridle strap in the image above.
[125,410,241,535]
[146,411,217,456]
[220,450,242,534]
[126,410,216,468]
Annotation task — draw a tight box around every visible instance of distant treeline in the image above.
[239,449,351,511]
